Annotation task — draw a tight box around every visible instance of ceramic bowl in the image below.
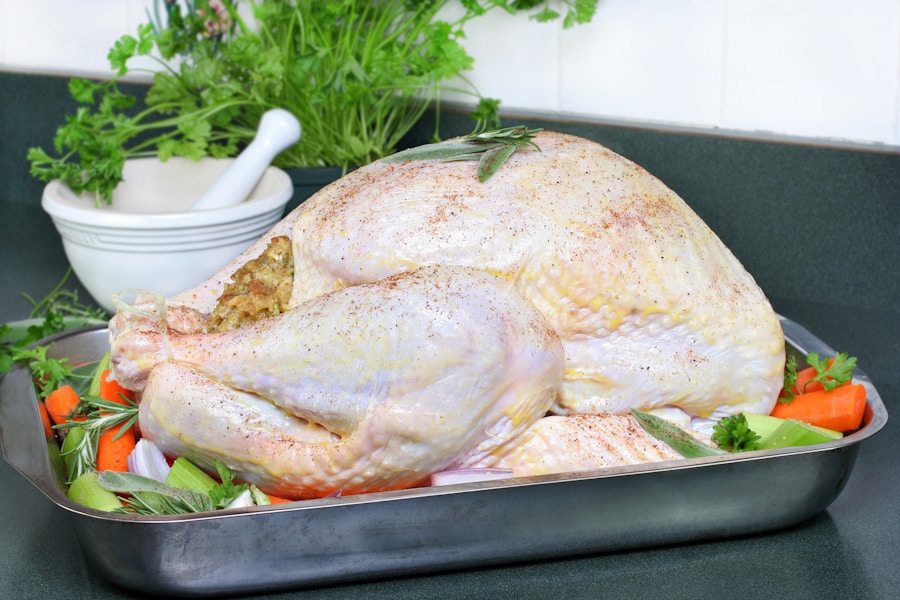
[41,157,293,313]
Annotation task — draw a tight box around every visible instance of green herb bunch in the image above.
[0,269,107,391]
[28,0,598,205]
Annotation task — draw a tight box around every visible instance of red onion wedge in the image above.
[430,468,515,487]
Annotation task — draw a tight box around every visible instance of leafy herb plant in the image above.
[0,268,107,388]
[28,0,598,205]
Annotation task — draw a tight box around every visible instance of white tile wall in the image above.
[2,0,899,148]
[558,0,728,128]
[722,0,900,144]
[2,0,131,76]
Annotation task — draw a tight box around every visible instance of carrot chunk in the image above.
[99,370,134,403]
[95,370,137,472]
[44,384,82,426]
[771,383,867,433]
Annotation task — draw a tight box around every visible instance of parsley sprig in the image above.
[711,414,761,452]
[780,351,857,404]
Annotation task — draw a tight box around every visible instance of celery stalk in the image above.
[746,412,842,447]
[68,472,124,512]
[743,413,787,440]
[757,418,842,450]
[250,485,272,506]
[60,426,87,477]
[87,352,111,397]
[165,457,218,494]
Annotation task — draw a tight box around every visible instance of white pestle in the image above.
[190,108,301,211]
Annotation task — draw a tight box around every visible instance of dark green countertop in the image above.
[1,71,898,599]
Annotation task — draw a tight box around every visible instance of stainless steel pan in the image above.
[0,317,887,597]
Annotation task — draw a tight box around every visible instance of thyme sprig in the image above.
[384,125,543,182]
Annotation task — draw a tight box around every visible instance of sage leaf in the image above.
[384,126,542,182]
[476,144,518,183]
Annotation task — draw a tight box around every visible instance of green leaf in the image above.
[711,414,761,452]
[385,126,542,181]
[632,409,726,458]
[98,471,216,514]
[476,143,518,182]
[108,35,139,75]
[68,78,98,104]
[806,351,856,391]
[530,7,561,24]
[208,461,250,508]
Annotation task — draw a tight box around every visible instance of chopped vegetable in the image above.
[44,384,83,427]
[67,472,124,512]
[224,489,255,510]
[631,409,725,458]
[60,425,92,482]
[98,369,133,405]
[165,457,218,494]
[756,418,843,450]
[250,486,273,506]
[710,414,761,452]
[770,383,867,433]
[127,439,172,482]
[37,399,55,440]
[95,370,137,472]
[742,413,790,440]
[265,494,294,504]
[96,424,137,473]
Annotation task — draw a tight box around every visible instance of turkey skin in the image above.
[159,130,785,428]
[115,266,565,497]
[107,130,786,497]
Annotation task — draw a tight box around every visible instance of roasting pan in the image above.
[0,317,888,597]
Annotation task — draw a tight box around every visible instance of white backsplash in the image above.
[2,0,898,148]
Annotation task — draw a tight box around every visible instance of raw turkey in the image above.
[109,130,785,497]
[151,130,785,426]
[115,266,565,497]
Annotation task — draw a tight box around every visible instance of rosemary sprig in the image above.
[384,125,543,182]
[57,393,140,483]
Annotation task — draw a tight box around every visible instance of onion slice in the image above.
[224,488,255,510]
[127,439,172,482]
[430,468,515,487]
